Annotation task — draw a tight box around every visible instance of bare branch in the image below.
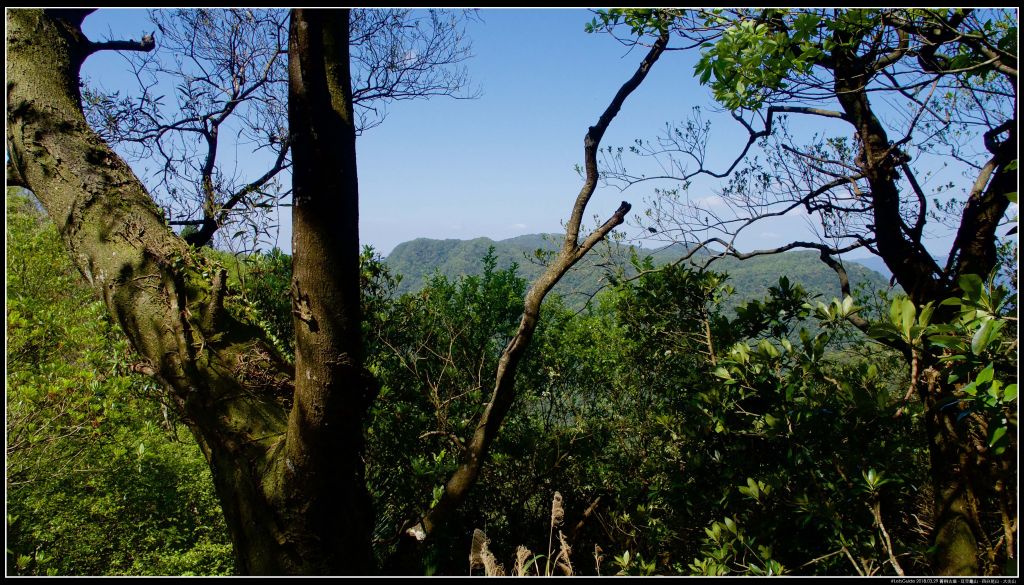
[602,104,854,193]
[401,27,671,551]
[870,25,908,72]
[901,163,927,242]
[567,31,671,247]
[81,8,477,251]
[86,35,155,55]
[699,238,869,265]
[770,105,850,121]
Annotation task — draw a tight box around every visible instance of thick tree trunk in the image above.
[6,9,373,574]
[277,9,375,574]
[919,366,1017,576]
[950,122,1016,281]
[832,54,1017,575]
[833,76,942,305]
[834,70,979,576]
[920,373,984,575]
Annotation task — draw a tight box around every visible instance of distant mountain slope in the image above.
[385,233,607,303]
[384,234,896,310]
[845,255,893,280]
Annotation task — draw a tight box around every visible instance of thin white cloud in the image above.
[696,195,725,208]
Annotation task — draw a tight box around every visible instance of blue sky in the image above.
[79,9,992,259]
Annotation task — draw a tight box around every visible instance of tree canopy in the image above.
[590,8,1018,575]
[5,8,1018,577]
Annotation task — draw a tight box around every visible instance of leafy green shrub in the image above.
[6,189,233,575]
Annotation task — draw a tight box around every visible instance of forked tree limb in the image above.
[7,9,295,572]
[403,28,671,545]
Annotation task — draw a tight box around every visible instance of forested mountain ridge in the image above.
[384,233,895,309]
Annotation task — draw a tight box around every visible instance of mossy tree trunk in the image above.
[7,8,372,574]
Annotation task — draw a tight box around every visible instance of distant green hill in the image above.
[384,234,896,310]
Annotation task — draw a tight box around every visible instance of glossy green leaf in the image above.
[971,320,1001,355]
[900,300,916,338]
[958,274,984,302]
[975,363,995,385]
[988,425,1007,448]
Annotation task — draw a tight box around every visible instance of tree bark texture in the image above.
[279,8,375,574]
[6,9,372,575]
[831,47,1016,576]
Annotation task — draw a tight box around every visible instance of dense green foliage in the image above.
[584,7,1017,576]
[6,191,233,575]
[235,238,1015,575]
[6,189,1016,575]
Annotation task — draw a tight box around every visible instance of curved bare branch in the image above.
[401,27,672,550]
